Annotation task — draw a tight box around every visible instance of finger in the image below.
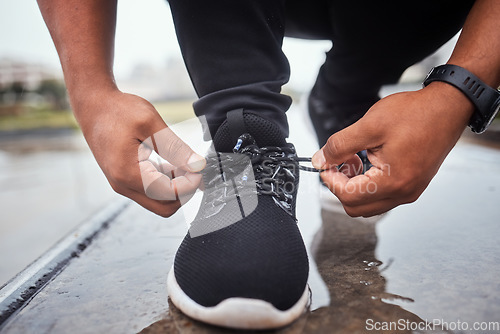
[150,127,206,172]
[172,173,202,205]
[139,160,201,201]
[143,173,201,201]
[320,166,391,207]
[171,173,203,196]
[342,197,408,217]
[148,154,177,179]
[323,180,399,217]
[138,137,154,161]
[312,117,380,170]
[339,154,363,178]
[141,142,192,180]
[124,188,183,218]
[140,160,176,200]
[137,139,198,196]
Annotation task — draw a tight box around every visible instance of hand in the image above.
[74,89,206,217]
[312,82,474,217]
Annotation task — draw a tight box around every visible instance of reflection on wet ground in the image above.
[140,212,427,334]
[1,111,499,333]
[374,139,500,329]
[0,130,119,286]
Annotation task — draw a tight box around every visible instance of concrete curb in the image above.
[0,198,130,328]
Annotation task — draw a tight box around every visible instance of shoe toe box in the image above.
[173,197,309,311]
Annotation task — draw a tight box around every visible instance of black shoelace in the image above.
[232,134,325,211]
[233,135,325,173]
[200,134,334,216]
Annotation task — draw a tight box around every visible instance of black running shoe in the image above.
[167,110,310,329]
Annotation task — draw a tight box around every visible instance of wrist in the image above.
[446,59,500,88]
[423,64,500,133]
[422,81,475,127]
[67,78,119,112]
[68,84,123,133]
[66,72,118,99]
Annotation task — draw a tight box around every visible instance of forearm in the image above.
[37,0,118,109]
[448,0,500,87]
[423,0,500,133]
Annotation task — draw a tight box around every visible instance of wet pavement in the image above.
[0,130,120,286]
[1,106,500,333]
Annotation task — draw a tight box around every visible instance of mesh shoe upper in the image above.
[173,111,309,311]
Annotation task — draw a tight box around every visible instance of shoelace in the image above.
[201,134,337,216]
[233,135,325,173]
[232,134,326,209]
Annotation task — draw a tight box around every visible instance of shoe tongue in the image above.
[212,111,287,152]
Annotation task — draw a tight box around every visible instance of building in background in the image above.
[0,58,62,90]
[0,58,67,115]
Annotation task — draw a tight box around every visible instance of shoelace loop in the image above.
[233,135,325,173]
[200,134,334,216]
[232,134,326,208]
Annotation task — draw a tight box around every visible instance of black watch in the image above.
[423,64,500,134]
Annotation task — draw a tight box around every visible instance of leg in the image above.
[307,0,476,147]
[168,0,291,140]
[167,3,310,329]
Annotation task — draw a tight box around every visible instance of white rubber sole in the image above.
[167,268,310,330]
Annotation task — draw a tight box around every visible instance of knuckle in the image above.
[135,114,163,137]
[109,181,125,195]
[108,170,127,186]
[132,106,156,129]
[392,175,416,196]
[135,112,152,128]
[157,203,180,218]
[339,195,357,207]
[158,210,174,218]
[107,166,135,189]
[402,183,424,204]
[344,206,361,218]
[404,192,421,204]
[391,175,424,204]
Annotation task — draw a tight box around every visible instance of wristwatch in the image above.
[423,64,500,134]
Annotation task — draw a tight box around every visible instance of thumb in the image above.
[145,127,206,172]
[312,119,377,170]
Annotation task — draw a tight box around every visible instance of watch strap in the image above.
[423,64,500,133]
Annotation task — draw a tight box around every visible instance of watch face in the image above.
[486,102,500,128]
[480,99,500,133]
[422,67,435,88]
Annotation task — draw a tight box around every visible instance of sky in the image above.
[0,0,331,92]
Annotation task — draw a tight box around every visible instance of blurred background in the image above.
[0,0,456,287]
